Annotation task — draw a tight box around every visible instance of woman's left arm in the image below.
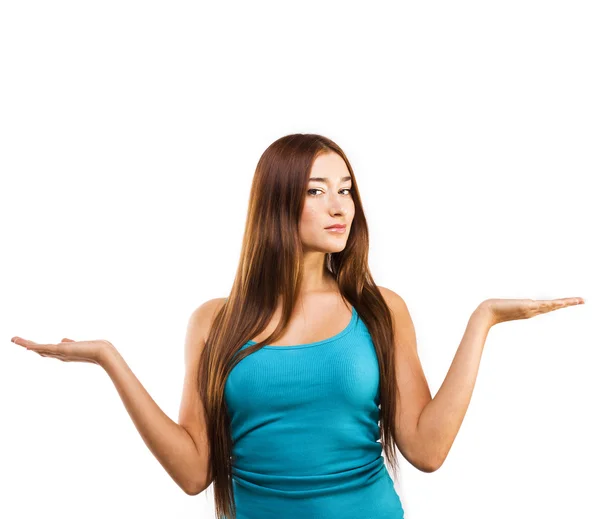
[415,297,584,471]
[414,305,493,471]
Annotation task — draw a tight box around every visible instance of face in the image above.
[299,152,355,254]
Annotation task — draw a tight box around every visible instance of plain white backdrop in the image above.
[1,1,598,518]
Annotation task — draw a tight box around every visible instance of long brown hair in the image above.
[198,133,402,519]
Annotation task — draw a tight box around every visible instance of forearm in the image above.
[416,306,494,470]
[99,345,205,495]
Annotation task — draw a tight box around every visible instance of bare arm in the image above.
[98,299,224,495]
[99,344,206,495]
[414,306,493,470]
[415,297,582,470]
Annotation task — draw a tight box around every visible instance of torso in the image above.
[216,290,353,347]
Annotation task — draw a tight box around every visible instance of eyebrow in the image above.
[308,176,352,183]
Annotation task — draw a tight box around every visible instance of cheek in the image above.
[300,204,319,224]
[299,206,322,238]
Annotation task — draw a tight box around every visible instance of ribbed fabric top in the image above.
[223,306,405,519]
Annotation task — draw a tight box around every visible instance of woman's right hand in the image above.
[10,336,113,366]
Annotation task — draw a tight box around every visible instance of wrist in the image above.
[97,341,119,370]
[473,301,496,329]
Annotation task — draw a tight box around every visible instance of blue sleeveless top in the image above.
[223,306,405,519]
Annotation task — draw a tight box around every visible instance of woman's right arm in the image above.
[99,298,223,495]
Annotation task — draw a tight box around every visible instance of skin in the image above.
[8,151,586,475]
[8,299,584,363]
[298,151,355,295]
[10,150,358,359]
[401,296,585,471]
[9,146,585,357]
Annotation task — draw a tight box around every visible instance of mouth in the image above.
[325,225,347,232]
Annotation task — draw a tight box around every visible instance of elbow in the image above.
[417,453,444,473]
[419,460,440,473]
[183,467,213,496]
[419,442,450,473]
[183,483,204,496]
[400,442,442,473]
[183,486,198,496]
[182,479,208,496]
[407,454,439,473]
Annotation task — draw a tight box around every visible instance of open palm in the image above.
[481,297,585,326]
[10,336,111,365]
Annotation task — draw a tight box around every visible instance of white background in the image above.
[1,1,598,518]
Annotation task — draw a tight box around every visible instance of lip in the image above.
[325,225,346,235]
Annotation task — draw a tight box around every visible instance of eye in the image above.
[307,188,353,196]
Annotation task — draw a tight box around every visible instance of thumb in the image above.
[61,338,76,342]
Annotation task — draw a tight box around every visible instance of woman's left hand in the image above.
[10,337,112,365]
[478,297,585,326]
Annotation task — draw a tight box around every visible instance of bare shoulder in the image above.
[185,298,228,356]
[377,285,415,334]
[377,285,408,310]
[192,297,228,320]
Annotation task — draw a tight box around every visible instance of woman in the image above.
[11,133,584,519]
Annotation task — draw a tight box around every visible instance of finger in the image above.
[552,297,584,309]
[38,352,65,359]
[26,340,63,355]
[529,300,561,316]
[11,336,31,348]
[537,298,584,314]
[11,337,46,351]
[535,301,554,314]
[61,338,76,342]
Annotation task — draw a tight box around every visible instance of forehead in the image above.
[309,152,352,183]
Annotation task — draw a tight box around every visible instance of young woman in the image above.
[11,133,584,519]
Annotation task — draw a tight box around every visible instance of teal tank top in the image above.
[223,306,405,518]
